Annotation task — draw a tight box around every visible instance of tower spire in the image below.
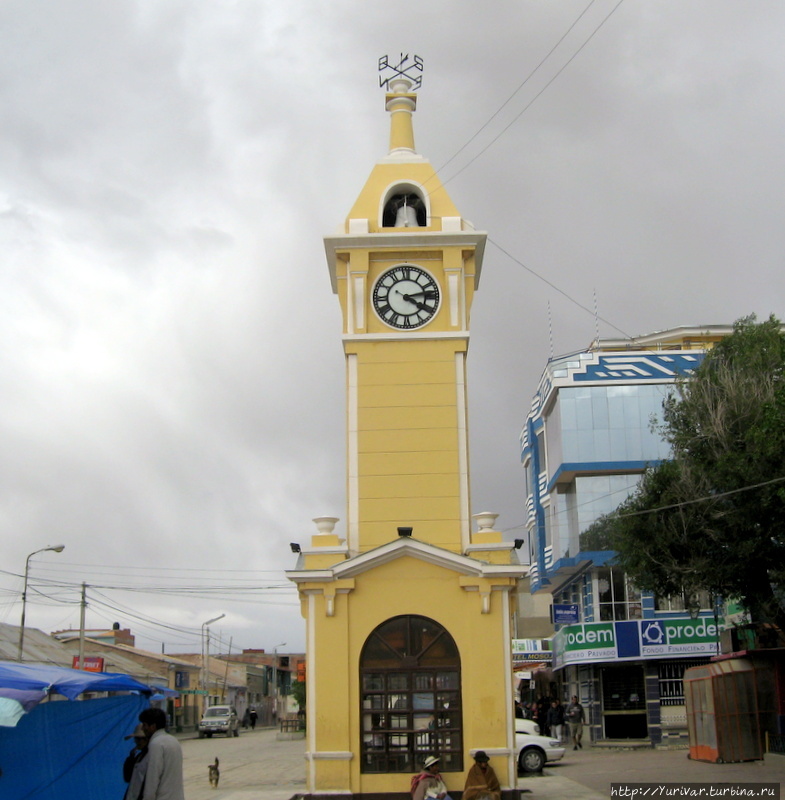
[385,78,417,154]
[378,54,423,156]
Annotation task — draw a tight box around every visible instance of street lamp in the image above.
[271,641,286,720]
[18,545,65,661]
[201,614,225,709]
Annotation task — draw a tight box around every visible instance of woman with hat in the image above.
[410,755,450,800]
[462,751,500,800]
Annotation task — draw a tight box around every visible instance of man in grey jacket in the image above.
[139,708,184,800]
[566,695,586,750]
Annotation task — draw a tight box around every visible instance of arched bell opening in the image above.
[381,188,428,228]
[359,615,463,774]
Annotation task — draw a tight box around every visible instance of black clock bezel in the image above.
[372,264,440,330]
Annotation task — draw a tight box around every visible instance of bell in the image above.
[394,204,419,228]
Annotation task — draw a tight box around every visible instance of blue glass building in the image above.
[521,326,731,745]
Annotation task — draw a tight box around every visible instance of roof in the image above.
[0,622,74,667]
[55,638,175,685]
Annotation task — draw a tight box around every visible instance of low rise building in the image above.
[56,637,201,730]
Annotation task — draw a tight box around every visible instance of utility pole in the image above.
[272,642,286,720]
[201,614,225,711]
[78,583,86,670]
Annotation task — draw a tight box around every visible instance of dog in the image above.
[208,757,220,789]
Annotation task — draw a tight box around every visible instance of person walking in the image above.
[535,698,549,736]
[566,695,586,750]
[138,708,185,800]
[249,707,258,729]
[546,699,565,744]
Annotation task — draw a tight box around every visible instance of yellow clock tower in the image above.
[289,64,526,800]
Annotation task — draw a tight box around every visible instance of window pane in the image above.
[436,691,459,710]
[436,672,458,690]
[597,569,612,603]
[362,634,400,668]
[388,694,408,710]
[413,673,432,691]
[611,569,625,602]
[388,673,408,692]
[413,713,433,730]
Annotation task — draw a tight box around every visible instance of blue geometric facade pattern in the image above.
[573,353,704,382]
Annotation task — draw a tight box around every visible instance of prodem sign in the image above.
[552,617,723,668]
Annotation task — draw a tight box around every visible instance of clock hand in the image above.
[395,289,435,298]
[395,289,436,301]
[401,295,433,313]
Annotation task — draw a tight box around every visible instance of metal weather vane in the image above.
[378,53,424,90]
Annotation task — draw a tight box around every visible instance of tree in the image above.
[597,315,785,627]
[290,677,306,715]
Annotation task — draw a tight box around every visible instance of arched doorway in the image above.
[360,615,463,773]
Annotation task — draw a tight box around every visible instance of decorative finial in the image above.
[378,53,424,91]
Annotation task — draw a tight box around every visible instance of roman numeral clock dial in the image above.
[372,265,440,330]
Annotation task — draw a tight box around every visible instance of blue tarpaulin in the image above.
[0,660,155,798]
[0,692,149,799]
[0,661,152,702]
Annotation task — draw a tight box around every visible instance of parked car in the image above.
[199,705,240,738]
[514,723,565,773]
[516,717,540,736]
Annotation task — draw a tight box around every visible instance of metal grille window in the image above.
[602,665,646,711]
[658,659,707,706]
[361,615,462,774]
[596,567,641,621]
[654,591,712,613]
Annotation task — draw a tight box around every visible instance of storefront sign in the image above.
[552,603,580,625]
[513,652,553,662]
[512,639,552,662]
[72,655,104,672]
[552,617,723,669]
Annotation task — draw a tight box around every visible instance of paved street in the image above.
[179,728,785,800]
[180,727,306,800]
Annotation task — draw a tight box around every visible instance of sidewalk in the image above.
[187,730,785,800]
[527,745,785,800]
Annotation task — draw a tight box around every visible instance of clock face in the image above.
[372,265,440,330]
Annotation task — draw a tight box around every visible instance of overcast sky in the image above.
[2,1,784,656]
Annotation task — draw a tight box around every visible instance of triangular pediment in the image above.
[335,537,482,578]
[287,537,527,584]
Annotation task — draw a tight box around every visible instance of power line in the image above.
[435,0,601,177]
[614,475,785,520]
[0,568,294,594]
[502,473,785,539]
[489,237,632,338]
[440,0,627,188]
[34,562,290,575]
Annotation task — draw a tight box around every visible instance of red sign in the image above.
[72,656,105,672]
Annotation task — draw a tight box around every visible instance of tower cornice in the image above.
[324,230,487,293]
